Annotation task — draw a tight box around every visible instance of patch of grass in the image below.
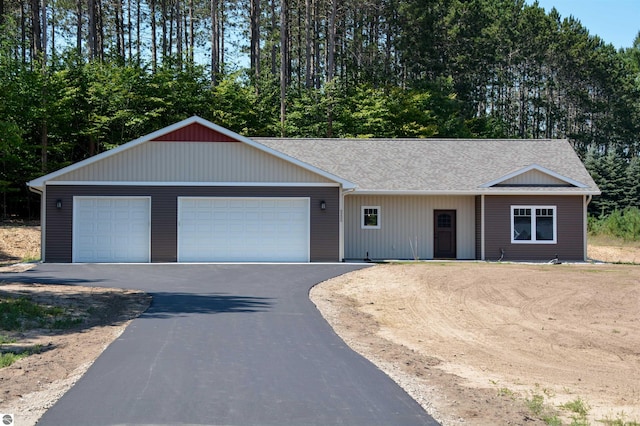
[0,351,29,368]
[543,415,563,426]
[51,317,83,329]
[527,393,546,416]
[498,387,516,398]
[0,296,82,330]
[523,388,565,426]
[597,412,640,426]
[0,334,16,344]
[560,398,590,425]
[0,345,42,368]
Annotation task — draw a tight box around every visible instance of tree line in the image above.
[1,0,639,219]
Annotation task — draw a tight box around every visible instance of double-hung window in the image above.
[362,206,381,229]
[511,206,556,244]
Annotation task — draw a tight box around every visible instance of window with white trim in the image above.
[511,206,557,244]
[362,206,381,229]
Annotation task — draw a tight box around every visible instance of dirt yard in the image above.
[1,224,639,425]
[311,263,640,425]
[0,224,151,425]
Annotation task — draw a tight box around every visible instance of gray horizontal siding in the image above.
[484,195,585,261]
[45,185,339,263]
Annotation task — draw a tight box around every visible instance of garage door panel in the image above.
[73,197,151,263]
[178,197,309,262]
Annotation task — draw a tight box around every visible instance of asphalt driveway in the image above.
[4,264,438,426]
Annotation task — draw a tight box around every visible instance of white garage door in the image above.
[178,197,310,262]
[73,197,151,263]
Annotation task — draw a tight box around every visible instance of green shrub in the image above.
[589,207,640,241]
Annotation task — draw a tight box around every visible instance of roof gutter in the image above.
[350,189,601,196]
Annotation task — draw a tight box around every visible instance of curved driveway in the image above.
[5,264,438,426]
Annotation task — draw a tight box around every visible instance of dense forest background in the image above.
[1,0,639,220]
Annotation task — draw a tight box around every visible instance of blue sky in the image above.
[525,0,640,49]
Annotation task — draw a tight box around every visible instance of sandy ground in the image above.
[1,224,639,425]
[0,283,151,425]
[1,224,151,425]
[311,262,640,425]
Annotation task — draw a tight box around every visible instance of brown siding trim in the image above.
[45,185,339,263]
[484,195,585,261]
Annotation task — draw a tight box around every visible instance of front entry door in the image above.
[434,210,456,259]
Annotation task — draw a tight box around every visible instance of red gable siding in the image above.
[152,122,239,142]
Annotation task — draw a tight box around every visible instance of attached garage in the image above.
[177,197,310,262]
[30,117,348,263]
[73,197,151,263]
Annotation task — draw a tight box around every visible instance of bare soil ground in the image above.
[311,261,640,425]
[0,224,151,425]
[1,224,639,425]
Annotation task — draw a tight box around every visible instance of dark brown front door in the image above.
[434,210,456,259]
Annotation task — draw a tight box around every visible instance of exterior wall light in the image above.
[320,200,326,210]
[56,199,62,209]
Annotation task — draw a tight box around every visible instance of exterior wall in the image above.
[45,185,339,262]
[500,169,570,186]
[344,195,476,260]
[51,142,333,183]
[484,195,585,261]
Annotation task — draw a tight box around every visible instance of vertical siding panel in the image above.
[344,195,476,260]
[52,143,333,183]
[484,195,584,261]
[502,170,568,186]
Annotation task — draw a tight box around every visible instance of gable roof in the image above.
[254,138,600,195]
[28,116,599,196]
[28,117,356,191]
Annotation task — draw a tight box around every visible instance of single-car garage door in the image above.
[178,197,310,262]
[73,197,151,263]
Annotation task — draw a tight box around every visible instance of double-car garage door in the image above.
[72,196,310,263]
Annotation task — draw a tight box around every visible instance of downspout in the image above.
[340,187,356,261]
[584,195,593,262]
[28,184,45,262]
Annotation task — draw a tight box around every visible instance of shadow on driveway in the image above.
[143,292,273,318]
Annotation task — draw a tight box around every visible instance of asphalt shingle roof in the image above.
[254,138,599,194]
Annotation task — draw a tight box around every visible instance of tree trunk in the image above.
[326,0,337,137]
[136,0,140,62]
[150,0,157,70]
[250,0,260,81]
[31,0,42,60]
[96,0,104,60]
[304,0,311,88]
[76,0,82,53]
[280,0,288,135]
[127,0,132,60]
[114,0,124,58]
[161,0,167,59]
[210,0,219,83]
[176,0,182,66]
[88,0,96,58]
[188,0,194,62]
